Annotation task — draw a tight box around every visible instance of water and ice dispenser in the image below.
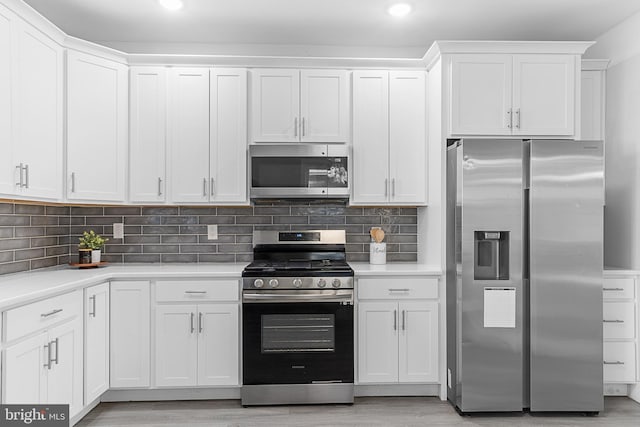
[474,231,509,280]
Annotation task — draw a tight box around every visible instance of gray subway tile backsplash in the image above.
[0,200,419,275]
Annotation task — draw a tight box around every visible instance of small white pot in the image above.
[91,250,101,263]
[370,242,386,265]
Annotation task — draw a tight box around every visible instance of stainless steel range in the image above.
[241,230,354,406]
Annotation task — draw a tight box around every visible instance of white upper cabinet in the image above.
[352,70,427,205]
[129,67,167,203]
[581,68,606,141]
[67,51,128,202]
[251,69,349,143]
[4,17,63,200]
[450,53,576,137]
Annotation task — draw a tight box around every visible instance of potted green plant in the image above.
[79,230,108,263]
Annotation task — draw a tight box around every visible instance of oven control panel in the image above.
[243,276,353,290]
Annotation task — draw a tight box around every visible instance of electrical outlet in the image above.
[113,223,124,239]
[207,224,218,240]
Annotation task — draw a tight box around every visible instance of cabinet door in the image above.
[300,69,349,143]
[3,333,47,405]
[197,303,239,386]
[168,68,210,203]
[110,281,150,388]
[581,70,604,141]
[130,67,167,203]
[67,51,127,202]
[358,301,398,383]
[352,71,390,205]
[210,68,248,204]
[155,304,198,387]
[12,20,63,199]
[85,282,110,403]
[47,317,83,417]
[389,71,427,205]
[0,4,13,195]
[251,69,299,142]
[512,54,575,136]
[450,54,512,136]
[398,301,438,383]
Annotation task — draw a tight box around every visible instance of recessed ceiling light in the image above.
[388,3,412,18]
[158,0,184,11]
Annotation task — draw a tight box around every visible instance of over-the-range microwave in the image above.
[249,144,349,199]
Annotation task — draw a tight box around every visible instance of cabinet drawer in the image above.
[155,280,239,302]
[603,277,635,299]
[603,302,635,340]
[4,290,83,342]
[603,342,636,383]
[358,277,438,300]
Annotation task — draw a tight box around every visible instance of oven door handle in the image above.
[242,290,353,303]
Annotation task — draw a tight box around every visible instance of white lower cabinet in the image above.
[110,281,150,388]
[2,292,83,418]
[357,276,439,384]
[84,282,110,403]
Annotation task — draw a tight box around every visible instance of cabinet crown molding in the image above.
[582,59,610,71]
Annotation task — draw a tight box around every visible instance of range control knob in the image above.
[268,279,279,288]
[253,279,264,288]
[317,279,327,288]
[332,279,342,288]
[293,278,303,288]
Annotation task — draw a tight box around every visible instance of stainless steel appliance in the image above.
[249,144,349,199]
[241,230,354,406]
[446,139,604,414]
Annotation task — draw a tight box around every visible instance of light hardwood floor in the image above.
[76,396,640,426]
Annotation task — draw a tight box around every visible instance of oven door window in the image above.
[262,314,335,353]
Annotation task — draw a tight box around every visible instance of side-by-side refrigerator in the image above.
[446,138,604,413]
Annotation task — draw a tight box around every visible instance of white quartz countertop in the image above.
[0,262,442,311]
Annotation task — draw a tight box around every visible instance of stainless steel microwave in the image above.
[249,144,349,199]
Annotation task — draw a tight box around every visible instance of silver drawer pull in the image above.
[89,295,97,317]
[41,308,63,318]
[185,291,207,294]
[388,288,410,293]
[603,288,624,291]
[190,312,195,333]
[43,343,51,369]
[603,361,625,365]
[199,312,203,333]
[603,319,624,323]
[50,338,59,365]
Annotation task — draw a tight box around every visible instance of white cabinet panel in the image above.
[3,333,48,405]
[129,67,167,203]
[513,54,575,136]
[197,303,239,386]
[450,54,512,136]
[300,70,349,143]
[352,71,389,204]
[168,68,210,203]
[398,301,438,383]
[581,70,605,141]
[603,277,635,300]
[603,302,635,340]
[358,277,439,300]
[46,318,83,417]
[110,281,150,388]
[210,68,248,203]
[603,342,636,383]
[85,282,110,403]
[0,4,13,195]
[155,304,198,387]
[358,301,398,383]
[67,51,127,202]
[251,69,299,142]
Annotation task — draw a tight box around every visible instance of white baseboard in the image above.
[70,397,101,426]
[604,383,629,396]
[629,383,640,404]
[355,384,440,397]
[101,387,241,402]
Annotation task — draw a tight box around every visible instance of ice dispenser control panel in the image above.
[474,231,509,280]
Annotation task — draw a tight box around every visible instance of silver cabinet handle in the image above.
[15,163,23,187]
[604,361,625,365]
[185,290,207,294]
[190,312,195,333]
[393,309,397,331]
[294,117,298,137]
[199,312,203,333]
[603,288,624,291]
[384,178,388,197]
[302,117,306,136]
[603,319,624,323]
[41,308,63,318]
[89,295,96,317]
[388,288,410,293]
[43,343,51,369]
[507,110,512,129]
[24,164,29,189]
[515,108,521,129]
[203,178,207,197]
[50,338,59,365]
[402,310,406,331]
[158,177,163,196]
[211,178,215,197]
[392,178,396,197]
[71,172,76,193]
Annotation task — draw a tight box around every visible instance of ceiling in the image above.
[22,0,640,58]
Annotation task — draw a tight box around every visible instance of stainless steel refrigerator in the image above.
[446,138,604,413]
